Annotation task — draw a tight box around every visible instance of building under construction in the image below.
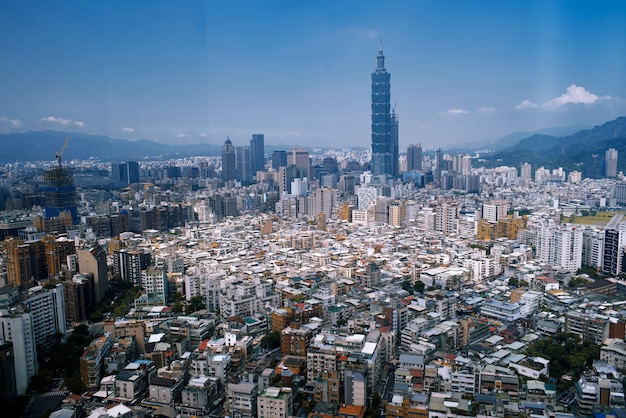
[42,165,78,225]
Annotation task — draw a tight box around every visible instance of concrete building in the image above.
[257,386,293,418]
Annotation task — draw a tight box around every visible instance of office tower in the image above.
[434,148,443,183]
[111,162,140,187]
[250,134,265,176]
[0,340,17,400]
[0,311,37,396]
[42,165,78,224]
[605,148,618,178]
[520,162,532,182]
[371,41,398,177]
[287,148,310,176]
[407,143,423,172]
[235,146,251,182]
[78,242,108,304]
[272,150,287,170]
[221,137,236,182]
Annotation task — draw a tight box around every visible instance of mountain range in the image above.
[480,116,626,174]
[0,130,224,163]
[1,117,625,172]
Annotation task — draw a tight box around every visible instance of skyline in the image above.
[1,1,626,150]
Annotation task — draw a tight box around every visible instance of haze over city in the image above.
[1,0,626,149]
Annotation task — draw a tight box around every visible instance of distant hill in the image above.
[0,130,223,163]
[446,125,590,154]
[481,116,626,174]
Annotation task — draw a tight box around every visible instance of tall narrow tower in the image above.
[221,137,236,182]
[371,40,398,177]
[250,134,265,177]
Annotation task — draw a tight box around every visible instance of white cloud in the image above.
[477,106,496,114]
[199,133,207,137]
[40,116,71,125]
[543,84,603,110]
[0,117,23,127]
[515,99,538,110]
[40,116,84,127]
[176,133,189,138]
[516,84,611,111]
[122,127,135,133]
[444,108,467,115]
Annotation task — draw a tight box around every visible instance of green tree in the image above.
[261,330,281,350]
[401,280,414,295]
[185,295,205,314]
[508,277,519,287]
[413,281,425,293]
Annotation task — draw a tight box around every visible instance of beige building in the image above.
[257,387,293,418]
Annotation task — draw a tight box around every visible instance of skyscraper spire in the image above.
[377,39,385,70]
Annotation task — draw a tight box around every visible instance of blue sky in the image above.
[1,1,626,150]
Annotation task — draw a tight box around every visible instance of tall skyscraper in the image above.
[272,150,287,170]
[287,148,310,179]
[221,137,236,182]
[370,41,398,177]
[250,134,265,177]
[111,162,140,187]
[236,146,251,183]
[605,148,618,178]
[407,144,423,172]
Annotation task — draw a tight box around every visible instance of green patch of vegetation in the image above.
[29,324,92,397]
[525,332,600,392]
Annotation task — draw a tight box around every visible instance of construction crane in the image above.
[55,135,70,168]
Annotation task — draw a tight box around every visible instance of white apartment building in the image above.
[0,310,37,395]
[22,284,67,352]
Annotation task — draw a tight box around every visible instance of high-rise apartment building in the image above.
[406,144,423,172]
[0,310,37,395]
[78,242,109,304]
[250,134,265,176]
[370,41,398,177]
[0,340,17,400]
[22,284,67,352]
[221,138,237,182]
[605,148,618,178]
[520,162,532,182]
